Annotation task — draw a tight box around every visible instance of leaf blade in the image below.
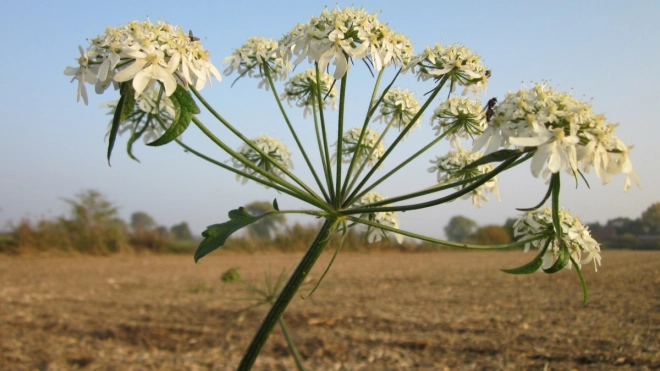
[147,85,200,147]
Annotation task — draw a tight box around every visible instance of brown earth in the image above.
[1,250,658,370]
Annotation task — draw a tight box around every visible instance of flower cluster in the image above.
[335,127,384,167]
[102,88,176,145]
[232,135,293,186]
[411,43,489,95]
[279,7,414,79]
[475,82,639,191]
[280,69,338,117]
[354,192,403,243]
[223,37,291,89]
[430,96,485,147]
[373,88,421,137]
[64,20,221,104]
[514,207,601,271]
[428,144,499,208]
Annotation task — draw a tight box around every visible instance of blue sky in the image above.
[1,0,659,240]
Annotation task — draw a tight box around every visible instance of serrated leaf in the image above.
[501,239,551,274]
[464,149,521,169]
[272,199,279,211]
[194,207,275,262]
[107,82,136,165]
[147,85,200,147]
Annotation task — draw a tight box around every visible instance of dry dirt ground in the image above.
[1,250,658,370]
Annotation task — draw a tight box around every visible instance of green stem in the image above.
[312,100,333,195]
[342,154,520,214]
[190,87,322,201]
[265,69,330,203]
[345,74,450,205]
[314,64,335,203]
[346,215,544,250]
[237,217,339,371]
[335,75,348,208]
[339,69,400,199]
[191,117,331,212]
[346,122,458,206]
[278,317,305,371]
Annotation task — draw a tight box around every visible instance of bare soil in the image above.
[1,250,658,370]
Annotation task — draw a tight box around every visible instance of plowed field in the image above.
[1,250,658,370]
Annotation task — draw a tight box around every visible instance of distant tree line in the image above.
[443,202,660,250]
[0,190,194,254]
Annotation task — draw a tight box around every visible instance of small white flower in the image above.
[411,43,489,95]
[280,7,413,79]
[223,37,290,89]
[65,20,221,102]
[334,127,384,167]
[280,69,337,117]
[373,88,421,138]
[354,192,403,244]
[514,207,601,271]
[430,96,485,147]
[428,143,499,208]
[232,135,293,187]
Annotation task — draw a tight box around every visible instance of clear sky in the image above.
[1,0,658,240]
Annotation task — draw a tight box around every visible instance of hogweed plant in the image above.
[65,8,639,370]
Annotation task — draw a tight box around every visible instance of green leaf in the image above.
[463,149,521,169]
[501,239,550,274]
[272,199,279,211]
[543,241,570,273]
[194,207,275,262]
[147,85,200,147]
[125,114,149,163]
[571,257,589,305]
[517,176,555,211]
[107,82,136,165]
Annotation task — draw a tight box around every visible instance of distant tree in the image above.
[466,225,512,245]
[156,225,171,239]
[606,217,646,235]
[130,211,156,233]
[444,216,477,242]
[641,202,660,234]
[171,222,193,240]
[245,201,286,240]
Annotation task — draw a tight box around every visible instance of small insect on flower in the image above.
[484,97,497,123]
[189,30,200,42]
[485,70,492,79]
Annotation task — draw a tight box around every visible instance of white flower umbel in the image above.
[411,43,489,95]
[102,87,176,144]
[280,7,413,79]
[428,143,499,208]
[514,207,601,271]
[281,69,338,117]
[373,88,421,138]
[64,20,221,102]
[430,96,485,148]
[354,192,403,244]
[223,37,291,89]
[232,135,293,187]
[335,127,384,167]
[476,82,639,190]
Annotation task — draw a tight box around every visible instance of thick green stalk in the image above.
[335,75,348,208]
[237,217,339,371]
[265,69,330,203]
